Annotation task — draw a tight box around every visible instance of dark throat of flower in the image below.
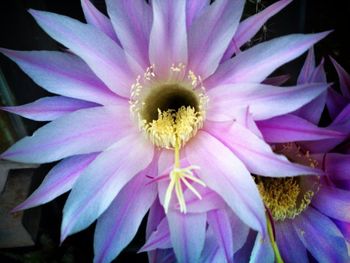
[129,64,208,213]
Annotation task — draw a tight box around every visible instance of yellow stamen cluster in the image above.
[257,177,316,221]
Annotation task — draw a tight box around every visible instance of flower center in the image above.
[129,64,208,213]
[256,143,320,221]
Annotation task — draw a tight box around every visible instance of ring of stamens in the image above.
[129,64,208,213]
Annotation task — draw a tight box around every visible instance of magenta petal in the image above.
[312,186,350,222]
[149,0,187,76]
[206,32,330,87]
[167,210,206,263]
[325,153,350,182]
[257,114,344,143]
[140,218,171,252]
[205,121,323,177]
[61,133,154,241]
[106,0,152,69]
[1,104,132,163]
[13,153,98,211]
[207,209,234,263]
[186,131,266,234]
[297,48,316,84]
[29,9,140,97]
[188,0,244,79]
[207,82,329,121]
[81,0,119,43]
[94,164,157,263]
[222,0,293,61]
[330,56,350,98]
[0,48,123,105]
[2,96,97,121]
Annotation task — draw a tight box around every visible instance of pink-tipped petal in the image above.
[94,162,158,263]
[29,9,141,97]
[222,0,293,61]
[13,153,98,211]
[106,0,152,69]
[1,104,132,163]
[330,56,350,98]
[205,121,323,177]
[207,209,234,263]
[0,48,123,105]
[186,131,266,235]
[1,96,97,121]
[257,114,344,143]
[149,0,187,77]
[207,82,329,121]
[167,210,206,263]
[61,133,154,242]
[81,0,119,43]
[206,32,330,87]
[188,0,244,79]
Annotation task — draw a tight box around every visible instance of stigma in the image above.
[129,63,208,213]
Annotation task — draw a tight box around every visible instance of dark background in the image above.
[0,0,349,262]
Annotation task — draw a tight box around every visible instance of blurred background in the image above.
[0,0,349,262]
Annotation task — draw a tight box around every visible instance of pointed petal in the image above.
[106,0,152,68]
[186,131,266,234]
[207,209,234,263]
[312,186,350,222]
[186,0,208,29]
[222,0,293,61]
[326,88,349,120]
[167,210,206,263]
[2,96,97,121]
[205,121,323,177]
[61,133,154,241]
[275,221,308,263]
[140,218,171,252]
[146,197,165,238]
[293,208,349,263]
[29,9,140,97]
[1,104,132,163]
[81,0,119,43]
[0,48,123,105]
[149,0,187,76]
[13,153,98,211]
[188,0,244,78]
[94,166,157,263]
[250,233,274,263]
[330,56,350,98]
[206,32,330,87]
[257,114,344,143]
[207,82,329,121]
[297,48,316,84]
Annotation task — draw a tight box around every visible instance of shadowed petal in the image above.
[1,96,97,121]
[1,104,131,163]
[326,88,349,120]
[106,0,152,68]
[250,233,274,263]
[207,209,234,263]
[81,0,119,43]
[61,133,154,241]
[140,218,171,252]
[167,210,206,263]
[325,153,350,182]
[275,221,308,263]
[263,74,290,86]
[205,121,323,177]
[94,160,158,263]
[222,0,292,61]
[13,153,98,211]
[149,0,187,76]
[312,186,350,222]
[207,82,329,121]
[186,131,266,235]
[227,209,250,254]
[293,207,349,262]
[29,9,141,97]
[330,56,350,98]
[199,227,226,263]
[188,0,244,79]
[257,114,344,143]
[0,49,123,105]
[206,32,330,87]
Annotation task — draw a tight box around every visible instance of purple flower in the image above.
[0,0,331,262]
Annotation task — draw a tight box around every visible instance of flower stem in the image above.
[266,213,284,263]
